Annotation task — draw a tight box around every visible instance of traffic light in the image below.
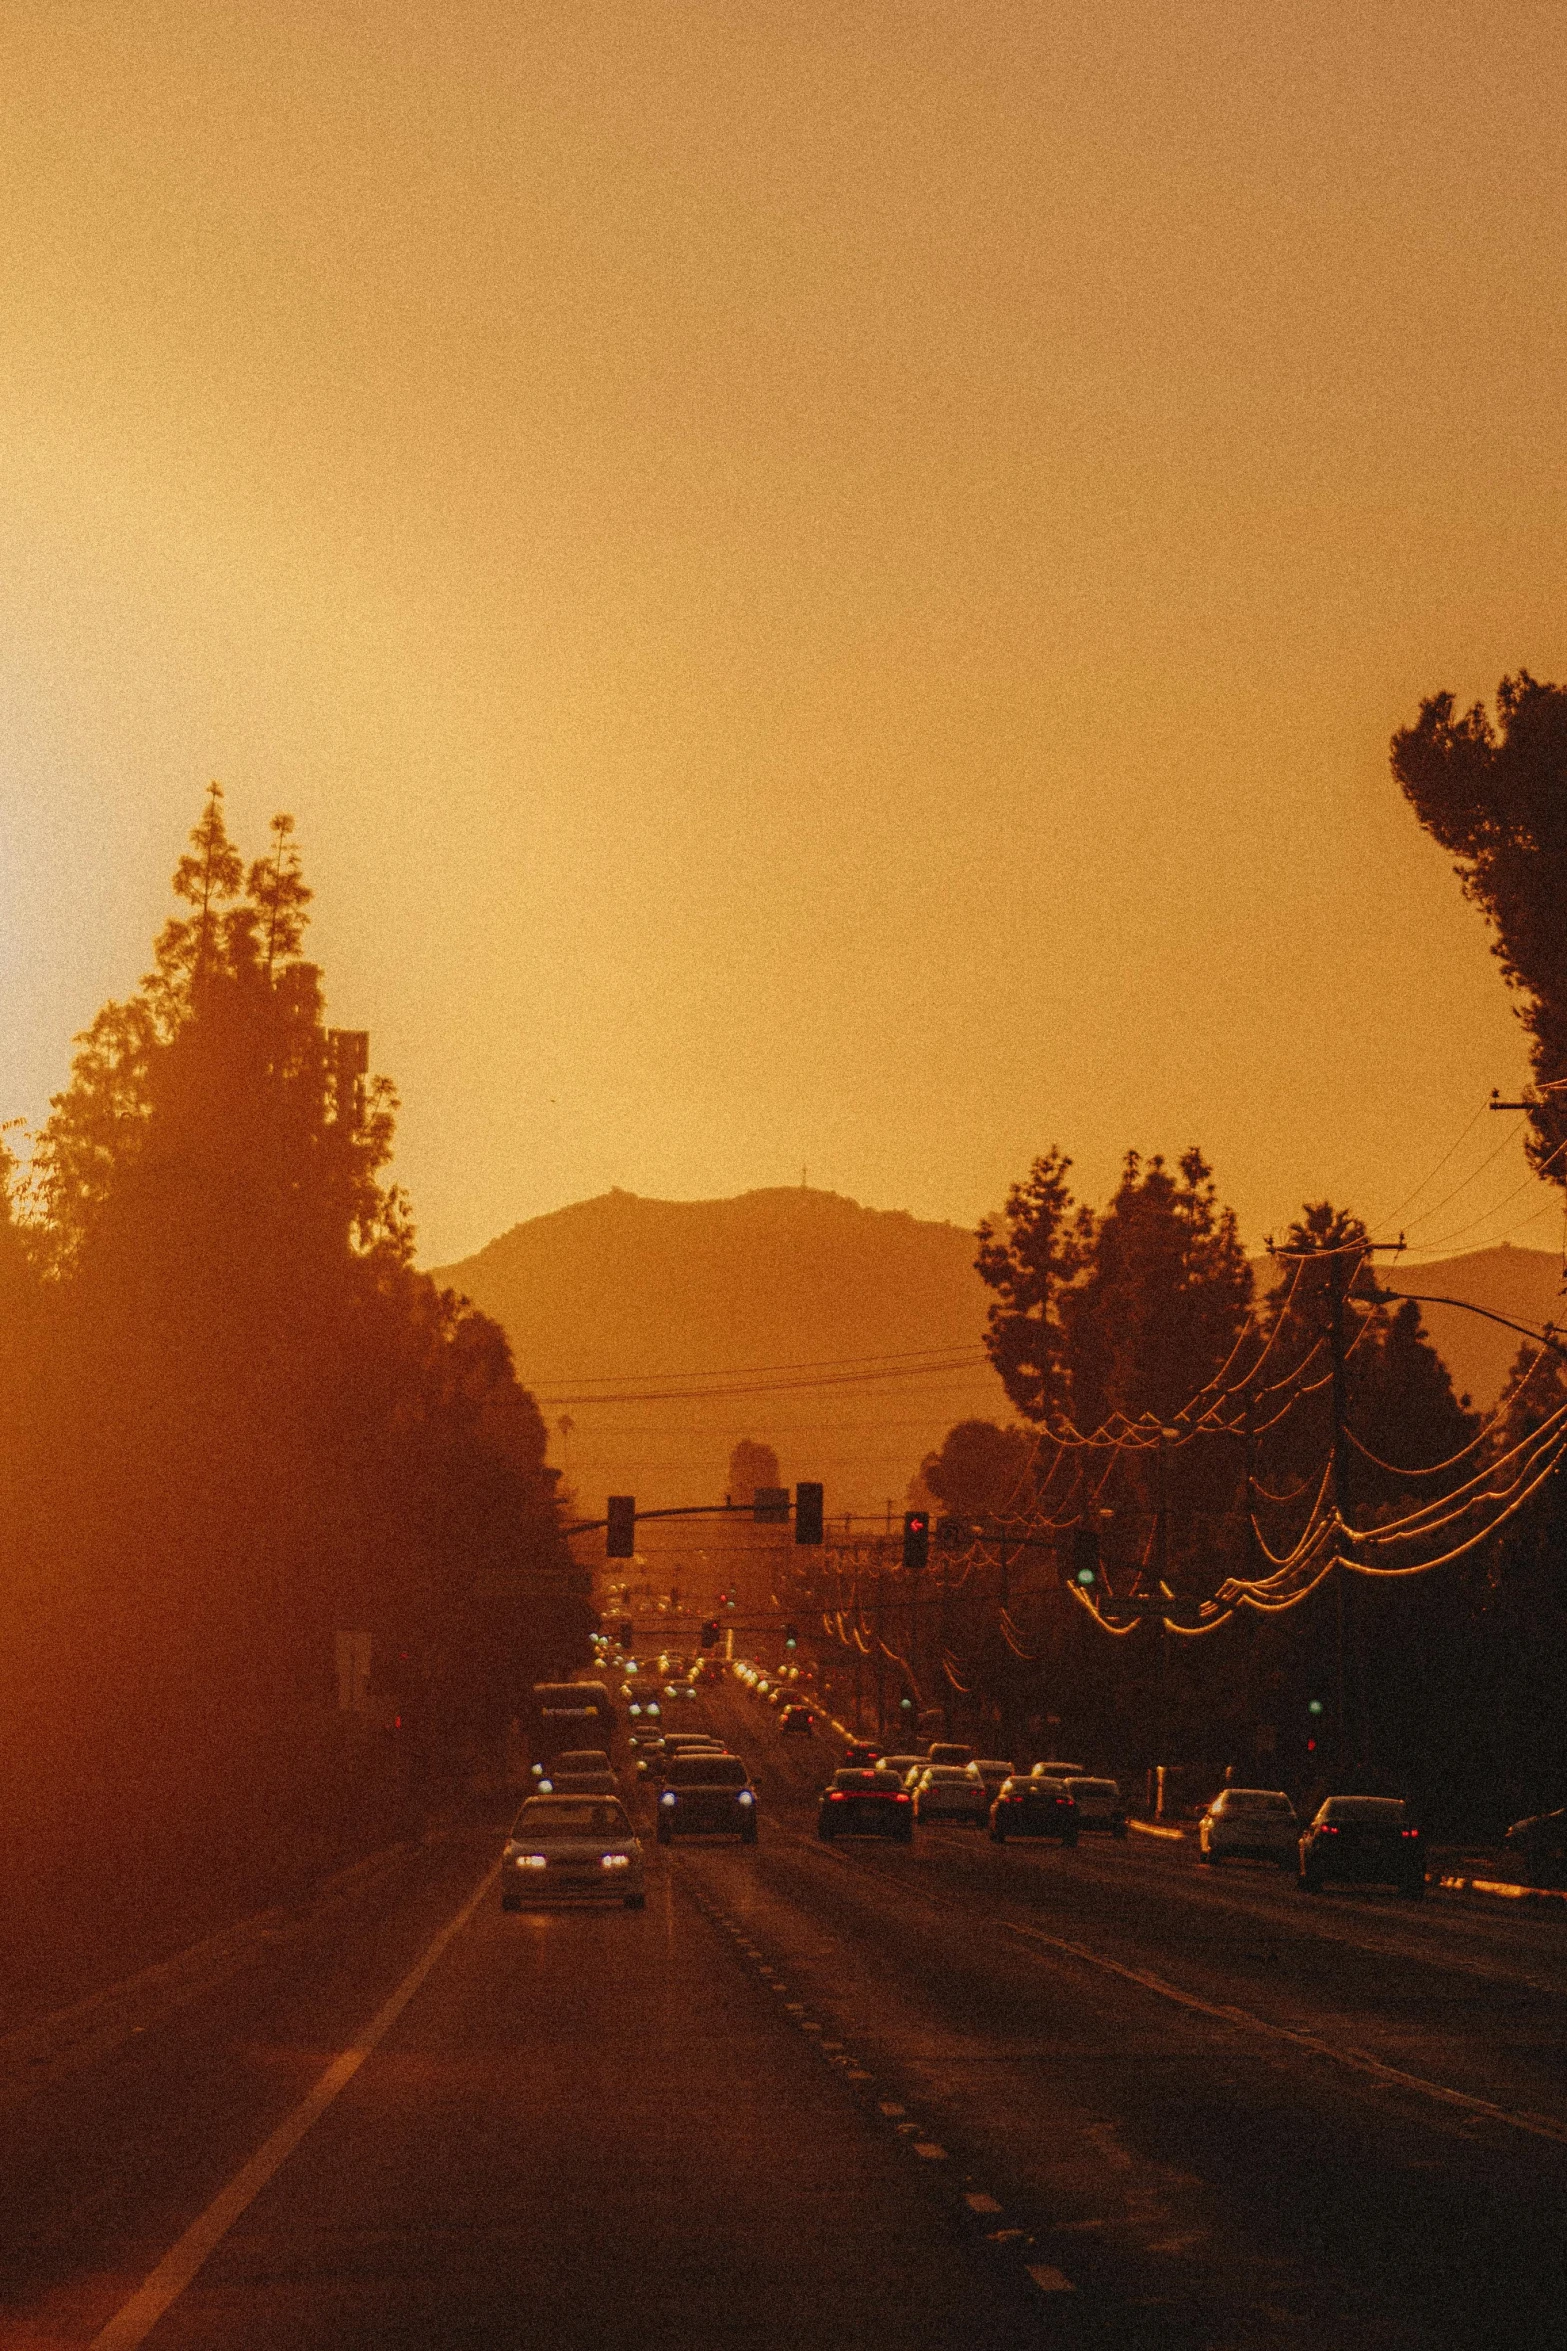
[902,1509,929,1572]
[1306,1696,1324,1754]
[754,1485,790,1523]
[606,1495,636,1558]
[1071,1528,1099,1587]
[794,1481,824,1546]
[700,1619,720,1649]
[784,1623,798,1649]
[617,1618,634,1646]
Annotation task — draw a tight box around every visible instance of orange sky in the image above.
[2,2,1565,1271]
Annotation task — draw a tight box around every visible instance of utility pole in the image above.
[874,1562,886,1740]
[852,1561,864,1732]
[1327,1252,1352,1764]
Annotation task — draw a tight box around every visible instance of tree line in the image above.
[0,791,590,1988]
[893,674,1567,1825]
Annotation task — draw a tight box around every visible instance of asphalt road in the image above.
[2,1682,1563,2350]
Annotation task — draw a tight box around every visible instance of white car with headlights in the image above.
[501,1795,646,1909]
[1198,1787,1298,1867]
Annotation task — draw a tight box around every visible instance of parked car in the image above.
[1063,1776,1128,1837]
[912,1765,991,1826]
[818,1767,914,1841]
[1298,1796,1424,1896]
[1198,1787,1296,1867]
[989,1775,1077,1844]
[1502,1806,1567,1887]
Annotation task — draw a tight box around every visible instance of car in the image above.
[912,1765,991,1825]
[1502,1806,1567,1886]
[878,1754,928,1784]
[656,1752,759,1843]
[661,1731,724,1755]
[553,1748,612,1774]
[1064,1776,1129,1838]
[501,1794,646,1909]
[1198,1787,1296,1866]
[818,1766,915,1840]
[989,1775,1077,1844]
[1031,1759,1086,1779]
[843,1740,884,1767]
[926,1741,973,1768]
[1298,1796,1425,1896]
[779,1704,814,1737]
[966,1758,1015,1800]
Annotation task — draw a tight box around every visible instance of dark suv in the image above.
[1298,1796,1424,1897]
[656,1752,759,1844]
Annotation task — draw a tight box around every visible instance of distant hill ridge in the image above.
[433,1190,1564,1511]
[431,1186,1008,1512]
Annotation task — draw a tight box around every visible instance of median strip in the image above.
[1438,1873,1567,1908]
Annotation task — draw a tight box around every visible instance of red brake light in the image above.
[895,1793,910,1804]
[1401,1827,1419,1838]
[1319,1824,1339,1835]
[829,1791,847,1802]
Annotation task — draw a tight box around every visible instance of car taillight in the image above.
[1319,1824,1338,1835]
[895,1793,910,1804]
[829,1791,847,1802]
[1401,1827,1420,1839]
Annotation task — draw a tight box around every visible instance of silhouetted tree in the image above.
[727,1439,781,1505]
[916,1420,1036,1524]
[1392,674,1567,1179]
[975,1148,1092,1424]
[0,793,584,1977]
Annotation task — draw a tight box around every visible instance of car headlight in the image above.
[530,1763,543,1776]
[537,1780,553,1794]
[660,1792,677,1807]
[600,1853,630,1870]
[738,1790,755,1806]
[517,1854,547,1869]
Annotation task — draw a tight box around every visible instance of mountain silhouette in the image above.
[433,1192,1565,1520]
[430,1186,1011,1516]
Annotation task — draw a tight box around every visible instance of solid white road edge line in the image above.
[1000,1919,1567,2147]
[90,1860,501,2351]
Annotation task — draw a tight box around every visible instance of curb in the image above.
[1437,1872,1567,1909]
[1127,1817,1185,1842]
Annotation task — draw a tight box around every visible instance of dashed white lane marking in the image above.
[879,2100,906,2116]
[91,1860,500,2351]
[913,2142,947,2159]
[965,2192,1003,2214]
[1001,1918,1567,2147]
[1027,2263,1075,2293]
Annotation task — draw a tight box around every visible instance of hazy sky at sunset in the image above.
[3,1,1565,1271]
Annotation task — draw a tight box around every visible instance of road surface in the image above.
[2,1679,1563,2348]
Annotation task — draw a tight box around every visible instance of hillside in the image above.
[434,1194,1565,1523]
[431,1186,1012,1516]
[1364,1243,1564,1408]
